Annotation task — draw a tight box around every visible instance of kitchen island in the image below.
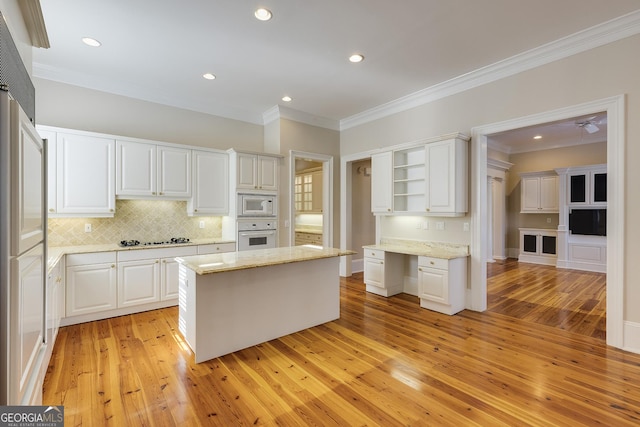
[175,245,354,363]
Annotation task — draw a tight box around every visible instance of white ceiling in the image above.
[488,113,608,154]
[34,0,639,139]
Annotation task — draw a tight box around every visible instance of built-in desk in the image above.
[363,239,469,315]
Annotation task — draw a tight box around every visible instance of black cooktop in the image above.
[119,237,190,247]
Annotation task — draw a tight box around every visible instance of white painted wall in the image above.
[33,78,264,151]
[340,34,640,324]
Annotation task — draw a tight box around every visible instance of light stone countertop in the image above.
[46,238,236,274]
[176,245,355,275]
[363,238,469,260]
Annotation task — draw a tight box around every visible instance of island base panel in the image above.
[180,256,340,363]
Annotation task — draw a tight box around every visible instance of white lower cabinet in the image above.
[363,249,403,297]
[44,256,64,378]
[418,256,467,315]
[118,258,161,307]
[66,252,117,317]
[62,244,235,325]
[118,246,198,305]
[518,228,557,266]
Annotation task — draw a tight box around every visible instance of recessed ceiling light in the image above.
[533,135,542,140]
[81,37,101,47]
[282,96,292,102]
[349,54,364,63]
[254,8,272,21]
[203,73,216,80]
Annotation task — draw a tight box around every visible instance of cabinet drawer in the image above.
[66,251,116,266]
[418,256,448,270]
[364,248,384,260]
[198,242,235,254]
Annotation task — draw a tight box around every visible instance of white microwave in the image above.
[238,193,276,217]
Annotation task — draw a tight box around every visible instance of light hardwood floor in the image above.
[43,272,639,426]
[487,259,607,339]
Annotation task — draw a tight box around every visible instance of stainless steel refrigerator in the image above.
[0,88,47,405]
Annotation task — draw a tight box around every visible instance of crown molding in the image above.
[340,9,640,131]
[18,0,49,48]
[262,105,340,131]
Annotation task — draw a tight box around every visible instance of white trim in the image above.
[623,321,640,354]
[340,150,379,276]
[471,95,626,351]
[265,106,340,131]
[289,151,334,248]
[340,10,640,131]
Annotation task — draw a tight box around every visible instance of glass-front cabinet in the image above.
[568,164,607,206]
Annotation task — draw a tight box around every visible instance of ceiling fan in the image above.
[575,116,606,134]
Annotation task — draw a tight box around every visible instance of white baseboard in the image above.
[351,258,363,273]
[623,321,640,354]
[507,248,519,259]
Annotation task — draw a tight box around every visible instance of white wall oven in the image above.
[237,219,277,251]
[237,193,276,217]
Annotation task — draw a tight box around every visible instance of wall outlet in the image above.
[416,222,422,229]
[84,223,92,233]
[199,220,205,229]
[435,221,445,230]
[422,221,429,230]
[547,217,552,223]
[463,222,470,232]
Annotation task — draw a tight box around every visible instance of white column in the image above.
[487,158,513,263]
[486,176,494,263]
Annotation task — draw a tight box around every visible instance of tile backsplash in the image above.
[48,199,223,246]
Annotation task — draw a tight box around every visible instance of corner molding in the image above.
[340,9,640,131]
[262,105,340,131]
[19,0,49,48]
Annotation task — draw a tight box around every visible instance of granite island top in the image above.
[47,238,236,273]
[364,238,469,259]
[176,245,355,275]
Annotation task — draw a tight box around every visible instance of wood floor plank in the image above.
[42,271,640,426]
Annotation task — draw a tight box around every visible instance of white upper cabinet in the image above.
[371,133,469,216]
[53,132,116,217]
[371,151,393,213]
[567,164,607,207]
[233,151,279,192]
[520,171,559,213]
[116,140,191,199]
[425,137,468,216]
[188,149,229,216]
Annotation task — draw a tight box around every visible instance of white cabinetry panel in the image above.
[11,102,44,255]
[371,151,393,213]
[188,150,229,215]
[55,132,115,217]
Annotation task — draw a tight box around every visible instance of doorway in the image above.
[288,151,333,247]
[471,95,625,349]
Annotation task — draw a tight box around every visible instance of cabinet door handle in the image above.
[111,264,115,268]
[430,261,435,265]
[159,192,164,196]
[155,259,159,263]
[109,209,114,212]
[49,208,55,212]
[152,192,156,195]
[194,209,198,212]
[419,267,423,272]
